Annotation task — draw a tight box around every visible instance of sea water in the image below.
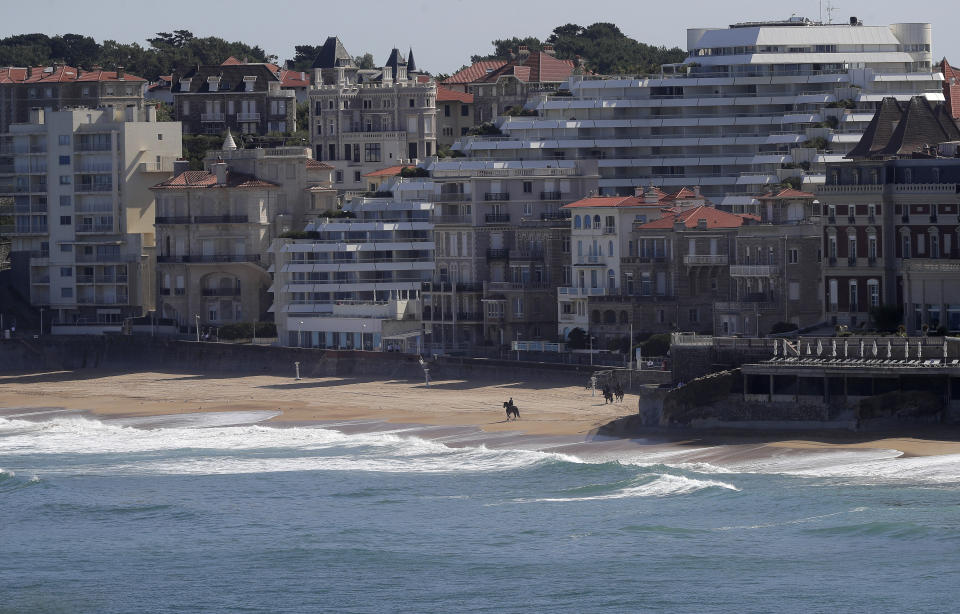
[1,411,959,613]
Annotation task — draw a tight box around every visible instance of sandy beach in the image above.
[2,368,960,458]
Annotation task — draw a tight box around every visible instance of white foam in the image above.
[0,416,578,476]
[525,473,739,502]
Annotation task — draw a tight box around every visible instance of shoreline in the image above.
[3,368,960,459]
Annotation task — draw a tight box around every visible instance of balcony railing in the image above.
[486,248,509,260]
[74,143,112,152]
[10,224,48,234]
[484,214,510,224]
[603,226,616,234]
[77,275,94,283]
[236,112,260,122]
[540,191,562,200]
[683,254,728,266]
[157,254,261,264]
[201,113,226,122]
[540,210,571,221]
[435,193,469,202]
[77,184,113,192]
[484,192,510,201]
[201,287,242,296]
[155,216,192,224]
[76,224,115,233]
[729,264,775,277]
[194,215,250,224]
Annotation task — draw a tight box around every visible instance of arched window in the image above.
[591,310,601,323]
[583,215,591,229]
[593,214,601,228]
[607,269,616,290]
[574,215,581,229]
[619,310,629,324]
[603,309,616,324]
[608,240,614,256]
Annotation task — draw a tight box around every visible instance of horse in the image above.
[503,401,520,420]
[602,387,614,404]
[614,386,624,403]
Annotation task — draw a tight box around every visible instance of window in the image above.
[523,181,532,193]
[59,215,72,225]
[523,202,533,216]
[60,244,72,253]
[931,234,940,258]
[789,282,800,300]
[59,175,71,185]
[182,100,190,115]
[60,267,72,277]
[849,281,859,311]
[60,195,71,207]
[353,171,361,182]
[461,105,469,117]
[58,134,71,146]
[902,234,912,258]
[868,235,877,260]
[688,308,699,323]
[335,170,343,183]
[59,155,70,165]
[444,104,451,117]
[409,98,415,107]
[364,143,381,162]
[61,287,73,298]
[788,248,799,264]
[868,280,880,308]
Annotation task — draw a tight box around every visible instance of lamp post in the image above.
[39,307,44,336]
[195,314,200,342]
[298,320,303,348]
[590,334,594,366]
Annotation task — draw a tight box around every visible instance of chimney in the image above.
[116,65,124,79]
[696,218,708,230]
[543,44,556,56]
[508,48,516,61]
[673,218,685,232]
[693,185,701,197]
[517,45,530,62]
[173,159,191,175]
[211,162,228,186]
[146,104,157,122]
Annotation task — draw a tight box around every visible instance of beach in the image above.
[2,368,960,458]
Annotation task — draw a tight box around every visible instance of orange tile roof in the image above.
[634,205,753,230]
[476,52,576,84]
[563,196,642,209]
[8,65,145,83]
[362,164,415,177]
[0,67,27,84]
[277,69,309,88]
[77,70,145,82]
[152,170,279,189]
[436,86,473,103]
[221,56,243,65]
[442,61,507,84]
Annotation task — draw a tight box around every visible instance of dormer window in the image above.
[179,78,192,91]
[207,76,221,91]
[243,76,257,92]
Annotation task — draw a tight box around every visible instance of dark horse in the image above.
[503,400,520,420]
[602,386,614,404]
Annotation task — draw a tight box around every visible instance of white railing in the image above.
[237,112,260,122]
[201,113,225,122]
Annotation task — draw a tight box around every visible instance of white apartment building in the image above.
[0,107,181,329]
[308,42,437,192]
[456,17,942,207]
[268,179,433,350]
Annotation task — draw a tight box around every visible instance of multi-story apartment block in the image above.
[436,87,474,150]
[0,107,181,329]
[423,159,599,351]
[172,61,297,135]
[443,46,578,123]
[268,181,433,350]
[715,189,823,335]
[308,38,436,192]
[0,65,147,134]
[818,96,960,332]
[556,187,709,342]
[151,136,335,329]
[456,18,942,206]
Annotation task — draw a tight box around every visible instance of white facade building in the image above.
[456,18,941,207]
[269,178,434,350]
[0,107,181,329]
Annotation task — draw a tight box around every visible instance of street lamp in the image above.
[298,320,303,348]
[195,314,200,342]
[39,307,44,336]
[590,334,594,366]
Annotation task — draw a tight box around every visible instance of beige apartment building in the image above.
[0,107,181,331]
[151,135,335,329]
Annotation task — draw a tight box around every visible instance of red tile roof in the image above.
[436,86,473,103]
[3,65,145,84]
[152,170,279,189]
[277,69,309,88]
[221,56,243,65]
[634,205,753,230]
[0,67,27,84]
[442,61,507,84]
[77,70,145,82]
[476,52,576,84]
[306,159,334,169]
[563,188,706,209]
[363,164,415,177]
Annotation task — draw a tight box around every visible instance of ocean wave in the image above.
[520,472,739,502]
[0,467,42,493]
[0,416,581,476]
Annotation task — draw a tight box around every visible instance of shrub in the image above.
[399,167,430,178]
[769,321,798,335]
[640,333,671,357]
[218,322,277,340]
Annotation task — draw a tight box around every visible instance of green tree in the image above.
[354,53,375,69]
[566,327,587,349]
[869,305,902,333]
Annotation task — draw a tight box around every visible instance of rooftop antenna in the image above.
[825,0,837,24]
